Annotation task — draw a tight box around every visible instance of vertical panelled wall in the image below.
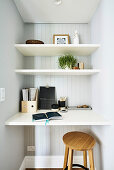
[24,24,91,156]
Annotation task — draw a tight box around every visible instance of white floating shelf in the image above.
[5,110,111,126]
[15,69,100,76]
[15,44,100,56]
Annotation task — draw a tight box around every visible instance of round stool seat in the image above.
[63,131,96,151]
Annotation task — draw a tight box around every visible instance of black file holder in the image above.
[39,86,56,109]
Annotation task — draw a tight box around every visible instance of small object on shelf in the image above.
[73,66,79,70]
[68,105,92,110]
[77,105,89,108]
[82,105,89,108]
[58,54,77,69]
[53,34,70,44]
[58,97,67,107]
[51,104,59,109]
[77,105,82,108]
[58,97,67,111]
[73,30,79,44]
[77,105,91,109]
[60,108,68,113]
[26,40,44,44]
[51,104,59,112]
[78,62,84,69]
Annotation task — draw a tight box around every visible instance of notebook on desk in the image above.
[32,112,62,121]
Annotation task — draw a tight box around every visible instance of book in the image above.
[32,112,62,121]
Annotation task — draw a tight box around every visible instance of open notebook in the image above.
[32,112,62,121]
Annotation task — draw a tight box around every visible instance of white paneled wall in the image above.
[24,23,91,156]
[50,126,90,156]
[34,75,91,106]
[34,24,90,44]
[25,126,90,156]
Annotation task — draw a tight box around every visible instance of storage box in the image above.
[21,89,38,113]
[21,101,37,113]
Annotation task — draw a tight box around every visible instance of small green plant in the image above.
[58,54,77,69]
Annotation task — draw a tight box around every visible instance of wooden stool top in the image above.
[63,131,96,151]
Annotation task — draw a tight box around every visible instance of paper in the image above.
[29,88,37,101]
[22,89,28,101]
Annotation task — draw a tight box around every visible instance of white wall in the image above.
[0,0,25,169]
[23,23,92,156]
[24,23,91,106]
[90,0,114,169]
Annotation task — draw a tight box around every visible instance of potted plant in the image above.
[58,54,77,69]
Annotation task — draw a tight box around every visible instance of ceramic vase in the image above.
[73,30,79,44]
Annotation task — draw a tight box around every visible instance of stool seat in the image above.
[63,131,96,151]
[63,132,96,170]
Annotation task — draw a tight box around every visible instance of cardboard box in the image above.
[21,101,37,113]
[21,89,38,113]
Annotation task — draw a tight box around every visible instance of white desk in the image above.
[5,110,110,126]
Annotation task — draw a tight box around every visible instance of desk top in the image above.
[5,110,110,126]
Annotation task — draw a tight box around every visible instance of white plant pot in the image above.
[65,65,72,70]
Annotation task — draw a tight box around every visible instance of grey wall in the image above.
[0,0,25,169]
[90,0,114,169]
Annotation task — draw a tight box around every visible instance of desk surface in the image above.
[5,110,110,126]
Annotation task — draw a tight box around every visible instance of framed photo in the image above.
[53,34,70,44]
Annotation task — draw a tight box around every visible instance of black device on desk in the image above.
[58,97,68,112]
[39,86,56,109]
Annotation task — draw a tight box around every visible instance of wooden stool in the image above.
[63,132,96,170]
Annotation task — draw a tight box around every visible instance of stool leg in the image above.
[63,146,69,170]
[68,148,73,170]
[88,149,95,170]
[83,151,87,168]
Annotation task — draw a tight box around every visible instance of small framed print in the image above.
[53,34,70,44]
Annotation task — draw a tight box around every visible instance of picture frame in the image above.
[53,34,70,44]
